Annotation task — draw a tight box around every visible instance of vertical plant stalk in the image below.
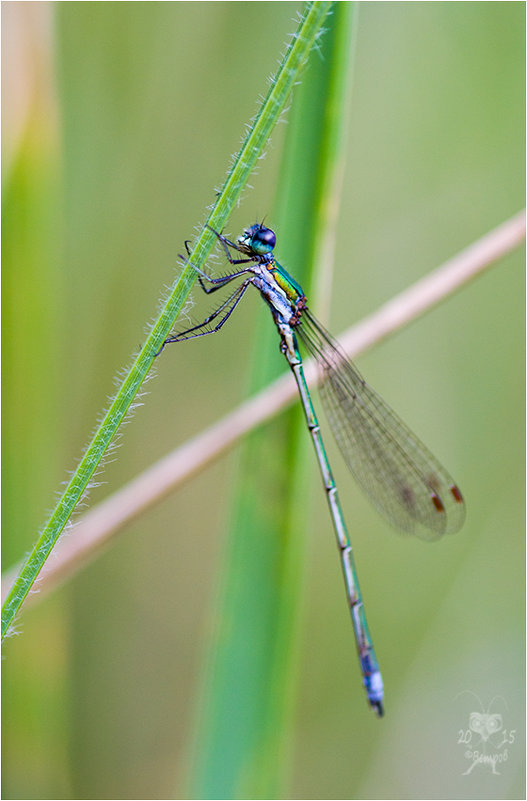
[1,1,333,639]
[188,5,357,798]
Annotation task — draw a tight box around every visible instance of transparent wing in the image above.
[297,310,465,539]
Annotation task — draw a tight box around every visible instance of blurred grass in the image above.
[1,0,331,640]
[2,3,525,800]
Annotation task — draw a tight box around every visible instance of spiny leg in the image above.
[181,240,254,294]
[155,278,251,356]
[206,224,255,265]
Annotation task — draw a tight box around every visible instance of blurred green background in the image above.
[2,2,524,799]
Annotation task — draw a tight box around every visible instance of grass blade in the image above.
[188,5,357,797]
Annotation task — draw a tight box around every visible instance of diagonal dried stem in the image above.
[2,209,524,606]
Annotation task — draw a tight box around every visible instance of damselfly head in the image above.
[238,224,276,256]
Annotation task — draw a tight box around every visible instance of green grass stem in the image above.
[1,0,333,639]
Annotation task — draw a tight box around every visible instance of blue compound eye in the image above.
[252,226,276,254]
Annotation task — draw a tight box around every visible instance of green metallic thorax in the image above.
[267,258,305,303]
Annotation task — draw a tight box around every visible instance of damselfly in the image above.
[158,223,465,716]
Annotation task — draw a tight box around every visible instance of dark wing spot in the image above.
[400,485,416,511]
[450,484,464,504]
[431,493,445,513]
